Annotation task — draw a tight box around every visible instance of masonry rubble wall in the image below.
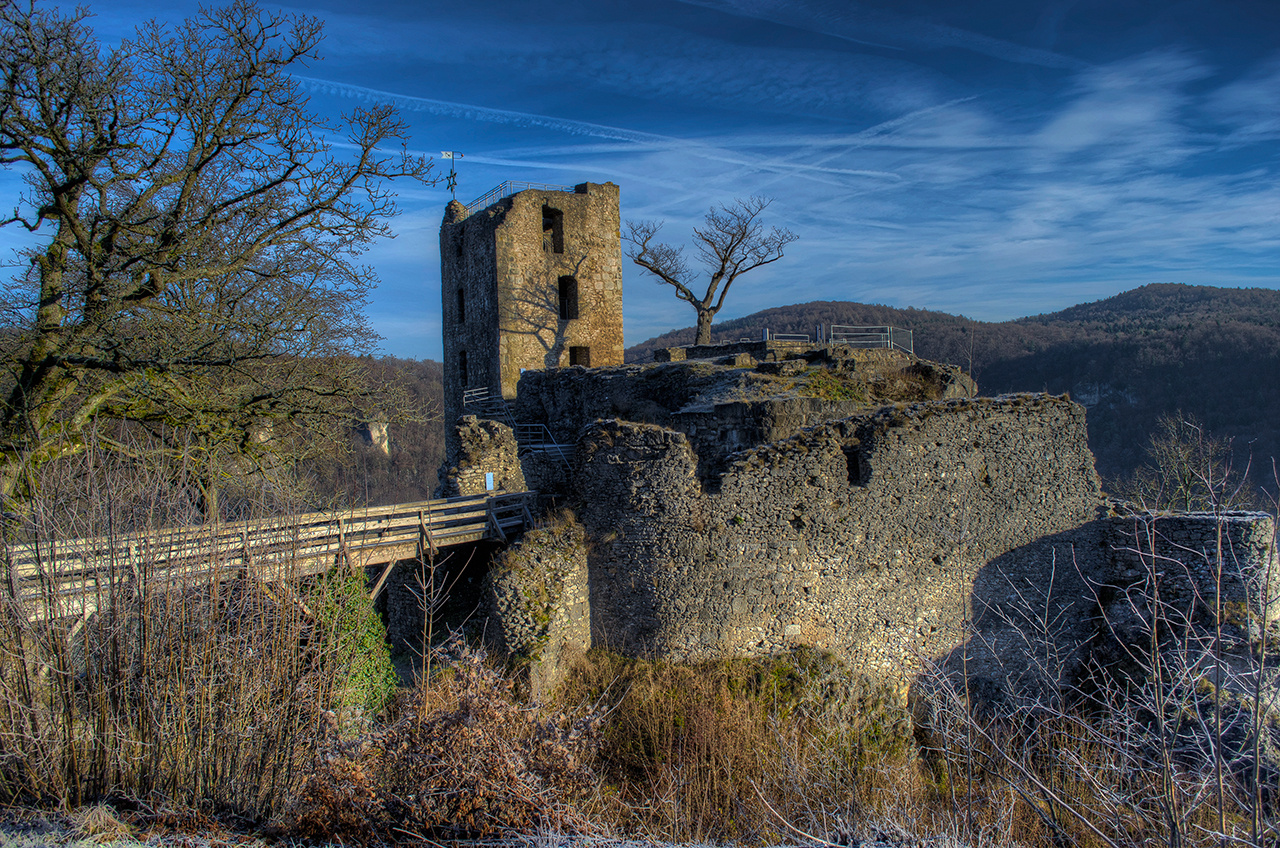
[484,519,591,694]
[1090,510,1280,665]
[1102,510,1280,627]
[573,394,1104,684]
[654,338,815,362]
[929,508,1280,709]
[513,350,975,482]
[382,561,423,652]
[437,415,526,498]
[440,381,1276,697]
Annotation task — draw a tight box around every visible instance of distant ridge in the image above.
[625,284,1280,488]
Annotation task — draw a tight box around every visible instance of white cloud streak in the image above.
[673,0,1090,71]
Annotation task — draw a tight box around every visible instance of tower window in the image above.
[542,205,564,254]
[459,350,468,387]
[569,346,591,367]
[558,275,579,320]
[457,287,466,323]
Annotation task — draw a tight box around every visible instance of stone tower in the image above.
[440,182,624,429]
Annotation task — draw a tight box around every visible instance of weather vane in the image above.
[441,151,464,198]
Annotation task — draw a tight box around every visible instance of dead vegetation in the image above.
[2,433,1278,848]
[286,640,603,843]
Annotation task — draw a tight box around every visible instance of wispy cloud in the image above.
[297,76,940,189]
[83,0,1278,358]
[486,22,951,120]
[673,0,1090,71]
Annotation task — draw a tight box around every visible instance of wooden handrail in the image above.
[4,490,537,620]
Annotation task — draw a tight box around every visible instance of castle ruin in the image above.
[439,182,624,434]
[429,180,1279,699]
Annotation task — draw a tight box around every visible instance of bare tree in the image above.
[1121,412,1254,512]
[0,1,433,507]
[625,196,796,345]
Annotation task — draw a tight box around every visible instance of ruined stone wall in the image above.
[513,351,973,481]
[573,395,1104,683]
[437,416,526,498]
[485,518,591,694]
[437,384,1276,696]
[933,508,1280,708]
[655,338,814,362]
[1100,510,1280,642]
[515,363,862,479]
[440,199,501,433]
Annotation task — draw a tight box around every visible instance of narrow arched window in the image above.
[457,287,466,323]
[558,275,579,320]
[459,350,468,387]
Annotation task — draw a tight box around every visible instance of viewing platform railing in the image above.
[738,325,913,355]
[828,325,914,355]
[463,181,574,216]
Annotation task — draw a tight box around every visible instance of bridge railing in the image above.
[5,491,535,620]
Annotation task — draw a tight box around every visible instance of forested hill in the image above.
[625,284,1280,486]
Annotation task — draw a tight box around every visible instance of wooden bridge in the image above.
[5,491,535,620]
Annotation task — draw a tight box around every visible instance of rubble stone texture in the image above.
[573,394,1103,681]
[485,519,590,694]
[438,416,527,498]
[460,371,1277,694]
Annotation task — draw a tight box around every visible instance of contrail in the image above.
[295,75,907,184]
[295,76,675,145]
[674,0,1089,71]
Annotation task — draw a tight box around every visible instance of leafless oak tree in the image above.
[625,196,796,345]
[0,1,434,508]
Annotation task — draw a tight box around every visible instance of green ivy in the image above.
[308,568,399,718]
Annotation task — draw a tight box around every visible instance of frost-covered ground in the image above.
[1,809,968,848]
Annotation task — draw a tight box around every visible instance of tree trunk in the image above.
[694,310,714,346]
[0,457,22,504]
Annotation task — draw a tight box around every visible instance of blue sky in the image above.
[17,0,1280,358]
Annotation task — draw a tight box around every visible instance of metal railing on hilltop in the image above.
[463,181,574,216]
[828,325,914,355]
[729,325,914,355]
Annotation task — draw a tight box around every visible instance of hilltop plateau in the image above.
[626,283,1280,490]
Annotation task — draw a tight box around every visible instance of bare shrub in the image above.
[286,640,603,843]
[916,509,1280,848]
[0,438,388,820]
[1117,411,1258,511]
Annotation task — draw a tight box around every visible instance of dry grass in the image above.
[0,441,394,822]
[553,648,921,845]
[5,436,1277,847]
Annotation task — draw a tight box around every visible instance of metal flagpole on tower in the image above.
[441,151,464,198]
